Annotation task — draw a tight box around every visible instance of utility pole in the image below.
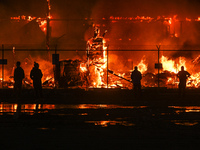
[156,45,161,88]
[107,45,109,88]
[46,0,51,60]
[2,45,4,88]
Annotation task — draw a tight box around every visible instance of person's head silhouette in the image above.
[34,62,39,68]
[16,61,21,67]
[181,66,184,71]
[134,66,138,70]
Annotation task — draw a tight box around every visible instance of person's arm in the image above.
[14,69,16,81]
[187,72,191,77]
[22,69,25,79]
[140,72,142,80]
[30,70,33,79]
[40,70,43,78]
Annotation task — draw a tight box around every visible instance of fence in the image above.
[1,45,200,89]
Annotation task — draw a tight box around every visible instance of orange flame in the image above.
[137,58,148,74]
[160,56,186,73]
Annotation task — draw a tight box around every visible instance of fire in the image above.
[160,56,186,73]
[86,27,108,88]
[137,58,147,74]
[80,63,87,72]
[195,17,200,21]
[186,18,192,22]
[10,0,52,33]
[187,73,200,88]
[168,18,172,25]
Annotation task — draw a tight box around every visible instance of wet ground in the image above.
[0,88,200,149]
[0,103,200,149]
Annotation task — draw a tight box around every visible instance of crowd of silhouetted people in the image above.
[14,61,43,99]
[13,60,191,99]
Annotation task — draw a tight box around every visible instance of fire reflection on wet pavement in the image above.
[0,103,200,127]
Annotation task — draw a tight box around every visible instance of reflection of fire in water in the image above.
[0,104,55,115]
[86,120,135,127]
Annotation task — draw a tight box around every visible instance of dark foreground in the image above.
[0,88,200,149]
[1,87,200,105]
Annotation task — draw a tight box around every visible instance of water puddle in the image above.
[0,103,199,127]
[0,103,147,114]
[171,120,199,126]
[168,106,200,113]
[85,120,135,127]
[54,104,147,109]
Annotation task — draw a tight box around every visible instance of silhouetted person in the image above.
[30,62,43,98]
[131,66,142,97]
[14,61,25,98]
[177,66,190,96]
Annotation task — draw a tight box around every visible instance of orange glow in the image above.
[195,17,200,21]
[86,27,108,88]
[0,104,55,114]
[137,58,148,74]
[86,120,135,127]
[186,18,192,21]
[168,18,172,25]
[10,0,52,34]
[160,56,186,73]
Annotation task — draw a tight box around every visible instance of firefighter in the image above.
[131,66,142,97]
[14,61,25,98]
[177,66,190,96]
[30,62,43,98]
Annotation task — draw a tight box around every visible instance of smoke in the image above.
[87,0,200,72]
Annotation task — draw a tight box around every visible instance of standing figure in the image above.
[30,62,43,98]
[177,66,190,96]
[14,61,25,97]
[131,66,142,97]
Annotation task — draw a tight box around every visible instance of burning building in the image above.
[1,0,200,89]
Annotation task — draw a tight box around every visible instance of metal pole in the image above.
[107,45,109,88]
[46,0,51,60]
[156,45,160,88]
[2,44,4,88]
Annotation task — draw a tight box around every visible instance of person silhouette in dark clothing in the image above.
[131,66,142,97]
[177,66,190,96]
[14,61,25,98]
[30,62,43,98]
